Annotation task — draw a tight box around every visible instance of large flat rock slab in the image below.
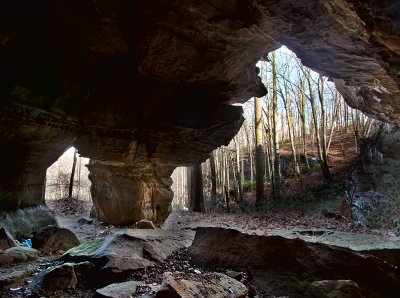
[271,229,400,266]
[61,229,194,286]
[124,229,195,262]
[189,227,400,298]
[272,229,400,251]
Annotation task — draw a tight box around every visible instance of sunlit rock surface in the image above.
[0,0,399,224]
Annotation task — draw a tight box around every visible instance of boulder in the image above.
[124,229,194,262]
[0,268,36,288]
[311,280,363,298]
[3,246,38,263]
[0,206,57,239]
[273,229,400,266]
[95,281,139,298]
[135,219,156,229]
[32,225,80,253]
[30,263,77,291]
[0,227,16,250]
[189,227,400,298]
[0,252,14,266]
[61,229,194,286]
[156,272,247,298]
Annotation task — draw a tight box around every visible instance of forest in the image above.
[172,47,374,218]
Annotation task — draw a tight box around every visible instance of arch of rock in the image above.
[0,0,399,226]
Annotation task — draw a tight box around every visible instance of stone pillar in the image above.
[88,161,174,225]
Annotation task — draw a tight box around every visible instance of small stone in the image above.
[135,219,156,229]
[95,281,139,298]
[78,217,94,224]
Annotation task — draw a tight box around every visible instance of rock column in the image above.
[88,161,174,225]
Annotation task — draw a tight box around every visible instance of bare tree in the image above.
[188,164,205,212]
[272,52,281,203]
[209,152,217,209]
[68,149,78,198]
[255,96,265,206]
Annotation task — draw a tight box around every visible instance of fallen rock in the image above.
[273,229,400,266]
[124,229,195,262]
[189,227,400,298]
[61,229,194,286]
[3,246,38,263]
[0,228,16,250]
[311,280,363,298]
[95,281,139,298]
[0,252,14,266]
[57,261,96,288]
[0,268,36,289]
[30,263,77,291]
[156,272,247,298]
[135,219,156,229]
[61,235,155,277]
[32,225,80,253]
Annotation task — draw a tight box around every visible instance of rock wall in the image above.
[0,0,399,225]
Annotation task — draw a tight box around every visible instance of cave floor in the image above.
[1,205,399,297]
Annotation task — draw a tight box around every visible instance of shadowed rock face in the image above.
[0,1,399,224]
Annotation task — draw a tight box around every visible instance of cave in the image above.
[1,1,400,297]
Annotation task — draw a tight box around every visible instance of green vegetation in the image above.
[242,179,256,192]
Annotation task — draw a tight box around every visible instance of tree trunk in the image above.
[189,164,205,212]
[299,79,310,170]
[224,186,230,213]
[272,52,281,204]
[281,82,299,175]
[255,96,265,206]
[234,138,244,202]
[318,76,330,175]
[68,149,77,198]
[209,152,217,209]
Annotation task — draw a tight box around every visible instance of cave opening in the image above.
[171,167,189,211]
[45,146,92,215]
